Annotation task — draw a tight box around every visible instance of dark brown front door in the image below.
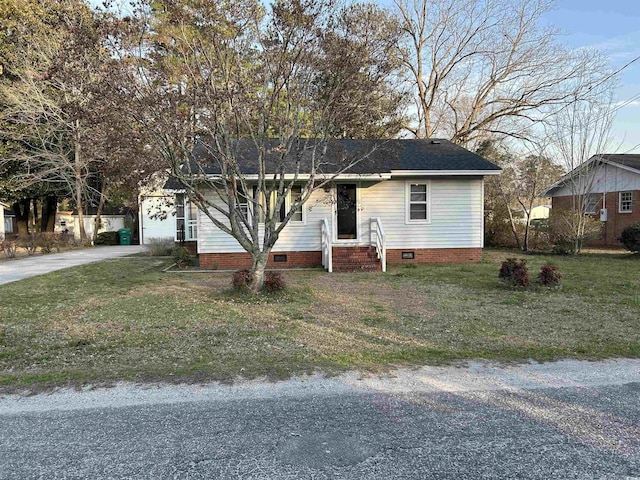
[336,184,357,240]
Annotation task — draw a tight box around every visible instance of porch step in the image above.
[331,246,382,272]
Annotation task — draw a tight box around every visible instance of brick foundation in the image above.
[200,247,482,269]
[386,247,483,264]
[199,250,322,269]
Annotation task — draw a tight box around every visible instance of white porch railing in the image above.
[321,218,332,273]
[370,217,387,272]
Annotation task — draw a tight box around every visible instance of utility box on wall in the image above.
[600,208,608,222]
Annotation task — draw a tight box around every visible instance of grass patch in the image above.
[0,250,639,391]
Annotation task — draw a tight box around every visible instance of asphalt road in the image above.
[1,360,639,479]
[0,245,148,285]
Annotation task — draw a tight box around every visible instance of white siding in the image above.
[552,163,640,196]
[361,178,483,249]
[198,189,332,253]
[198,178,484,253]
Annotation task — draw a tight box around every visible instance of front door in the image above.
[336,183,357,240]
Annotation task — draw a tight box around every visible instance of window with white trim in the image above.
[406,182,430,223]
[175,193,197,241]
[619,191,633,213]
[584,194,598,214]
[249,185,304,224]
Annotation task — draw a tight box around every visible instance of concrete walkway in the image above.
[0,245,148,285]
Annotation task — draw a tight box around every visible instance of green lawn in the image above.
[0,250,638,392]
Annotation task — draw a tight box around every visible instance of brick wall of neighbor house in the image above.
[386,247,482,264]
[200,247,482,269]
[552,191,640,246]
[199,251,323,269]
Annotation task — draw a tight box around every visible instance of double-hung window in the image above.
[584,194,598,214]
[406,182,430,223]
[619,191,633,213]
[246,185,304,224]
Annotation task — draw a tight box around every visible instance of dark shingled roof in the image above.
[189,138,500,175]
[600,154,640,172]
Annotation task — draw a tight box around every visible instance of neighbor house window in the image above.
[584,194,598,214]
[619,191,633,213]
[406,182,430,223]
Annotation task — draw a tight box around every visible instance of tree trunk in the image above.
[31,198,39,233]
[74,139,87,242]
[248,250,270,293]
[13,200,30,235]
[93,179,107,244]
[40,196,57,232]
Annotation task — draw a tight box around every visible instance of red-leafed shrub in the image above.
[498,258,530,288]
[232,269,251,289]
[538,264,561,287]
[264,271,286,292]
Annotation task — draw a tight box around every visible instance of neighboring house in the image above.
[543,154,640,246]
[56,208,128,241]
[161,138,501,271]
[0,203,17,239]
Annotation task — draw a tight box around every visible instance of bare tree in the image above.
[117,0,404,291]
[395,0,612,147]
[539,80,618,253]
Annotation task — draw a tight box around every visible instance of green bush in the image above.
[619,223,640,253]
[94,231,120,245]
[171,246,194,268]
[551,237,575,255]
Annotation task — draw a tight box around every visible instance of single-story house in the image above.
[148,138,501,271]
[0,203,16,239]
[542,154,640,246]
[56,207,130,241]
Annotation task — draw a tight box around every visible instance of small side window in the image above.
[620,191,633,213]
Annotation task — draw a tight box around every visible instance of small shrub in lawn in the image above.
[36,233,58,253]
[538,264,561,287]
[146,237,175,256]
[551,237,575,255]
[172,246,194,268]
[18,235,38,255]
[1,238,18,258]
[94,231,120,246]
[232,269,251,290]
[498,258,530,288]
[264,271,286,292]
[619,223,640,253]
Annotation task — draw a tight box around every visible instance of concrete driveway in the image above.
[0,245,148,285]
[0,359,639,479]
